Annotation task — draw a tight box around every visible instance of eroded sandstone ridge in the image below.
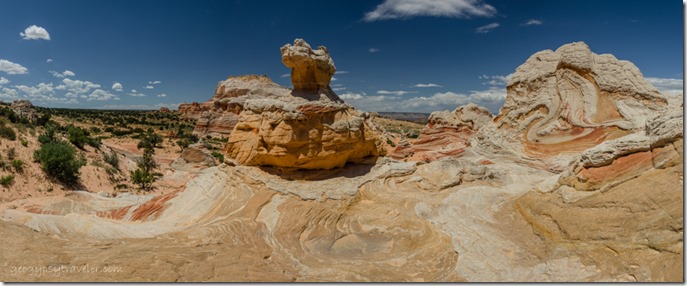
[491,42,669,169]
[392,103,493,162]
[281,38,341,102]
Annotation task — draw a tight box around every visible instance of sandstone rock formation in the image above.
[391,103,493,162]
[170,142,217,170]
[0,41,681,282]
[281,39,341,102]
[490,42,669,170]
[223,39,383,169]
[10,99,38,122]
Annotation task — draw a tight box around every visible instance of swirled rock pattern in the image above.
[391,103,493,162]
[492,42,669,169]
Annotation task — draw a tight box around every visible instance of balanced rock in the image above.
[493,42,669,166]
[392,103,493,162]
[223,39,384,169]
[281,39,342,102]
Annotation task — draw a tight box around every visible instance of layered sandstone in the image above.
[223,39,383,169]
[391,103,493,162]
[490,42,669,169]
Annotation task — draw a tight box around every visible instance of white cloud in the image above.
[0,77,9,85]
[363,0,497,21]
[148,80,161,84]
[333,87,347,91]
[129,91,146,97]
[479,73,513,86]
[339,92,365,100]
[131,89,137,92]
[281,73,290,78]
[413,83,442,88]
[331,77,338,81]
[46,58,53,63]
[143,85,155,89]
[56,78,100,94]
[0,87,19,99]
[85,89,118,101]
[100,103,181,110]
[15,83,56,100]
[157,93,167,97]
[20,25,50,40]
[0,59,28,75]
[49,70,76,78]
[646,77,684,96]
[369,48,381,53]
[522,19,543,26]
[112,82,123,91]
[335,71,349,74]
[475,22,499,33]
[377,90,418,96]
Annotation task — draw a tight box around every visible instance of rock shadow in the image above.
[256,158,378,181]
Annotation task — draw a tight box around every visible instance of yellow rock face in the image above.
[225,106,384,169]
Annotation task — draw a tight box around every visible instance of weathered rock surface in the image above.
[391,103,493,162]
[224,39,384,169]
[491,42,670,170]
[281,39,341,102]
[170,142,217,170]
[0,41,682,282]
[11,99,39,122]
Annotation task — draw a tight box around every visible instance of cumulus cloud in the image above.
[46,58,53,63]
[0,77,9,85]
[0,87,19,99]
[363,0,497,21]
[413,83,442,88]
[112,82,123,91]
[143,85,155,89]
[148,80,162,84]
[49,70,76,78]
[646,77,684,96]
[20,25,50,40]
[475,22,499,33]
[85,89,118,101]
[522,19,543,26]
[0,59,28,75]
[157,93,167,97]
[369,48,381,53]
[377,90,418,96]
[56,78,100,95]
[100,103,181,110]
[129,90,146,97]
[339,92,365,100]
[479,73,513,86]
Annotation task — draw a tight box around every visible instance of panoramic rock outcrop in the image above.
[391,103,493,162]
[0,41,681,282]
[10,99,38,122]
[490,42,669,170]
[223,39,383,169]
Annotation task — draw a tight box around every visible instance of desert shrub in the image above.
[176,138,190,150]
[35,113,51,126]
[210,151,225,163]
[0,125,16,141]
[34,141,86,185]
[0,174,14,187]
[20,138,28,147]
[7,147,15,160]
[89,126,102,134]
[67,125,100,149]
[38,123,59,144]
[130,146,158,190]
[11,159,23,173]
[137,128,163,150]
[103,152,119,170]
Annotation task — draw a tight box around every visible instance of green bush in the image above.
[34,141,86,185]
[102,151,119,169]
[20,138,28,147]
[210,151,225,163]
[11,159,23,173]
[38,123,59,144]
[0,125,16,141]
[7,147,15,160]
[0,174,14,187]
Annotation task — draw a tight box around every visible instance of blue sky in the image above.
[0,0,683,113]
